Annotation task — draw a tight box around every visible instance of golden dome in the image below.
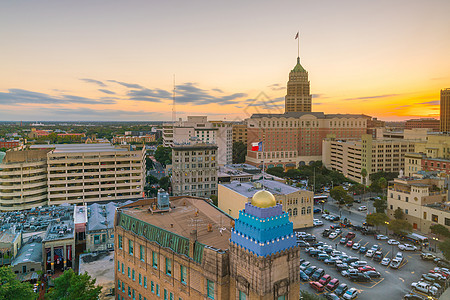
[251,190,276,208]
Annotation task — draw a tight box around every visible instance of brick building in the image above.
[405,118,440,132]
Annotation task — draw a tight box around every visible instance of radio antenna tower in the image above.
[172,75,176,123]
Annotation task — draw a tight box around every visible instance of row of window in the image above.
[287,206,312,216]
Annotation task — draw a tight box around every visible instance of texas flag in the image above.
[251,141,263,151]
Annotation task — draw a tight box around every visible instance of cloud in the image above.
[212,88,223,93]
[0,89,116,105]
[108,80,143,89]
[172,82,246,105]
[395,105,411,109]
[98,89,116,95]
[126,88,171,102]
[80,78,106,87]
[418,100,439,105]
[345,94,400,101]
[268,83,286,91]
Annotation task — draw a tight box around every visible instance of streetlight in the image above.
[432,237,439,252]
[385,221,389,235]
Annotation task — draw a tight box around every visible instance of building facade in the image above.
[387,176,449,233]
[322,135,416,184]
[405,118,440,132]
[440,88,450,133]
[232,123,247,144]
[218,180,314,229]
[0,140,21,149]
[171,143,218,197]
[0,150,49,211]
[112,135,156,145]
[285,57,312,113]
[405,153,450,176]
[414,134,450,159]
[43,220,75,273]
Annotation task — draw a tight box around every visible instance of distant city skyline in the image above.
[1,0,449,121]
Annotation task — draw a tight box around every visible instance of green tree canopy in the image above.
[366,213,389,229]
[146,175,159,185]
[361,168,368,185]
[388,219,412,235]
[430,224,450,238]
[285,168,301,179]
[154,146,172,166]
[330,186,347,204]
[210,195,218,206]
[438,239,450,261]
[373,197,387,213]
[369,171,398,183]
[299,290,322,300]
[232,141,247,164]
[394,207,404,220]
[46,269,101,300]
[266,167,285,178]
[0,266,35,300]
[158,176,170,191]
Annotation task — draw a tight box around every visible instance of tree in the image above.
[388,219,412,235]
[330,186,348,217]
[430,224,450,239]
[299,290,322,300]
[210,195,218,206]
[146,175,159,185]
[438,239,450,261]
[154,146,172,166]
[361,168,368,185]
[379,177,387,192]
[232,141,247,163]
[366,213,389,230]
[46,269,101,300]
[0,266,35,300]
[373,197,387,213]
[285,168,301,179]
[266,167,285,178]
[145,156,153,170]
[158,176,170,191]
[394,207,404,220]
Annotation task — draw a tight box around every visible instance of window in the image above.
[207,280,214,299]
[432,214,439,222]
[405,197,409,202]
[405,209,408,215]
[166,257,172,276]
[156,284,160,296]
[94,234,100,244]
[140,245,145,261]
[118,279,121,290]
[139,273,142,285]
[117,260,120,272]
[277,296,286,300]
[129,240,134,255]
[424,212,427,219]
[122,282,125,292]
[390,205,393,210]
[239,291,247,300]
[121,263,124,274]
[139,294,142,300]
[164,289,168,300]
[180,265,187,284]
[152,252,158,268]
[128,287,131,297]
[132,289,135,300]
[170,292,174,300]
[118,235,123,249]
[132,269,135,281]
[445,218,450,226]
[151,281,154,293]
[144,276,147,288]
[128,267,130,278]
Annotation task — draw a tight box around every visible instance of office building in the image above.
[163,116,232,166]
[387,175,449,233]
[232,123,247,143]
[171,142,218,197]
[0,150,49,211]
[414,133,450,159]
[246,112,369,169]
[285,56,312,112]
[218,179,314,228]
[440,88,450,132]
[405,118,440,132]
[115,190,300,300]
[322,134,416,184]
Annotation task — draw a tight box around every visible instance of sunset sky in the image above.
[1,0,449,121]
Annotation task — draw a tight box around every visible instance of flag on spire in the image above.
[295,31,299,39]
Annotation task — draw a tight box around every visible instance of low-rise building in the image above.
[43,219,75,274]
[0,229,22,266]
[405,153,450,176]
[218,179,314,228]
[0,140,22,149]
[405,118,440,132]
[387,175,449,233]
[11,239,42,283]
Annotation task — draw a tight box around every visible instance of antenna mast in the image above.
[172,75,176,123]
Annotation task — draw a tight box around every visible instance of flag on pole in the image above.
[295,31,299,39]
[251,141,263,151]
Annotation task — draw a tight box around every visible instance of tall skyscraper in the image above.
[285,57,312,112]
[440,88,450,132]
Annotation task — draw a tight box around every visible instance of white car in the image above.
[321,213,329,219]
[376,234,388,240]
[381,257,391,266]
[387,239,399,245]
[352,243,360,250]
[358,206,367,211]
[398,244,417,251]
[395,252,403,262]
[329,232,338,239]
[411,281,438,296]
[365,250,375,257]
[314,220,324,226]
[342,287,358,299]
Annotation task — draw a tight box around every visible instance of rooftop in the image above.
[43,220,75,242]
[120,197,233,250]
[251,112,370,119]
[30,143,130,153]
[87,201,133,232]
[221,179,304,198]
[11,241,42,266]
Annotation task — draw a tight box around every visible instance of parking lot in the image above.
[297,201,442,299]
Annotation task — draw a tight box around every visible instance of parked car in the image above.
[421,253,436,260]
[352,243,361,250]
[346,241,354,247]
[318,254,330,261]
[411,281,438,296]
[350,272,371,282]
[309,281,325,292]
[390,259,401,269]
[299,270,309,281]
[376,234,389,240]
[323,293,340,300]
[334,283,348,297]
[322,213,330,219]
[297,240,310,247]
[398,244,417,251]
[364,270,381,278]
[358,265,376,272]
[388,239,399,245]
[373,251,383,262]
[326,278,340,291]
[350,261,368,268]
[403,292,429,300]
[325,257,339,265]
[346,232,356,240]
[358,206,367,211]
[342,288,359,299]
[319,274,332,286]
[300,261,311,271]
[336,264,350,272]
[395,252,404,262]
[359,246,368,254]
[304,266,318,277]
[381,257,391,266]
[314,220,324,227]
[341,268,359,278]
[311,268,325,281]
[329,232,338,239]
[370,245,380,252]
[365,250,375,258]
[340,238,348,244]
[314,208,322,214]
[322,229,331,237]
[362,228,377,235]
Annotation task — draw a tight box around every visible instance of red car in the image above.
[346,241,354,247]
[309,281,325,292]
[326,278,340,291]
[430,270,450,279]
[319,274,332,286]
[358,266,376,272]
